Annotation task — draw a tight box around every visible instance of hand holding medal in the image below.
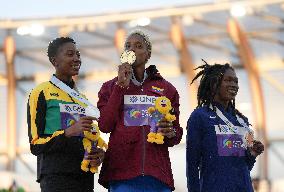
[117,50,136,88]
[120,50,136,65]
[244,130,254,148]
[251,140,264,155]
[245,129,264,157]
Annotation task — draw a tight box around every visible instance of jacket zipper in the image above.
[142,125,145,176]
[141,84,145,176]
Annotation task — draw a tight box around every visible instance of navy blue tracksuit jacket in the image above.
[186,104,256,192]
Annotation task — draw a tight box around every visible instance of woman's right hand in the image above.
[117,63,132,88]
[88,147,105,167]
[64,116,97,137]
[249,140,264,157]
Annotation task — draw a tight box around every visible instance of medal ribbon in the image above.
[50,75,100,117]
[209,104,252,133]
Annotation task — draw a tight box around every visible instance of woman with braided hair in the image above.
[186,60,264,192]
[97,30,182,191]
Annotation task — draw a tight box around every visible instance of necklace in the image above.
[131,70,148,86]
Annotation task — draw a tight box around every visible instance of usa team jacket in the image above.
[186,104,256,192]
[27,80,93,181]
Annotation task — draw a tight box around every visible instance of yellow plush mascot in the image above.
[81,123,108,173]
[147,96,176,144]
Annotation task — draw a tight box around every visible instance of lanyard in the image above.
[209,104,252,133]
[50,75,100,118]
[210,104,254,148]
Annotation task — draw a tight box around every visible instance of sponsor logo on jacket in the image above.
[50,92,59,97]
[125,95,156,105]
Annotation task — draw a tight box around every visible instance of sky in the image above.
[0,0,212,19]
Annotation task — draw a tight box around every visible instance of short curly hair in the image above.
[47,37,76,63]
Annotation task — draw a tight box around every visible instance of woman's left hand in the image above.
[157,118,176,139]
[249,140,264,157]
[87,147,105,167]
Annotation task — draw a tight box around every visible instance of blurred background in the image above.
[0,0,284,191]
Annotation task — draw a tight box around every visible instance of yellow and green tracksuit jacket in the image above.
[27,80,91,181]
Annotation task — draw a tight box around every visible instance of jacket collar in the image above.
[53,74,75,89]
[146,65,163,80]
[211,101,234,114]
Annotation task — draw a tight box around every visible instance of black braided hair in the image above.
[191,59,247,121]
[47,37,76,63]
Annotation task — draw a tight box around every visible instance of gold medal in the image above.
[120,50,136,65]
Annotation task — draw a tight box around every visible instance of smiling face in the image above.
[155,96,172,114]
[214,68,239,107]
[52,42,81,79]
[124,34,150,68]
